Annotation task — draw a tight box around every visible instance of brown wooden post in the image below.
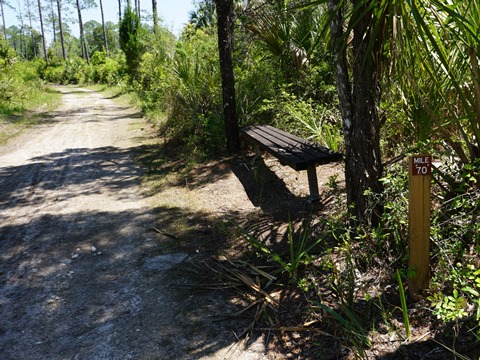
[408,155,432,299]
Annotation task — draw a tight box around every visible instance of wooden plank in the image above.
[244,126,320,165]
[241,127,308,169]
[263,125,330,153]
[241,125,341,170]
[243,125,339,161]
[258,125,341,163]
[242,129,323,170]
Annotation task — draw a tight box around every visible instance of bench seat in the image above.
[240,125,342,200]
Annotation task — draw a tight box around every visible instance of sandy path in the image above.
[0,87,268,360]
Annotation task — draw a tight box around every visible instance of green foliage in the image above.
[237,217,323,282]
[361,165,409,265]
[84,20,120,55]
[119,6,143,81]
[396,270,410,340]
[429,262,480,323]
[428,160,480,325]
[0,57,61,145]
[244,1,327,83]
[428,289,469,323]
[315,301,371,350]
[41,57,89,84]
[156,28,223,156]
[189,0,216,29]
[430,160,480,281]
[260,90,343,151]
[234,44,283,126]
[134,27,176,108]
[329,238,357,307]
[390,0,480,168]
[87,51,124,84]
[0,43,48,111]
[0,40,19,104]
[0,38,17,68]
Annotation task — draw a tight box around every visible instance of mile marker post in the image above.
[408,155,432,300]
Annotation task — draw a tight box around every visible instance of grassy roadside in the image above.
[76,84,480,359]
[0,85,62,146]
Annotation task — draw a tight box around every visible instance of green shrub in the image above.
[234,44,283,126]
[41,57,88,84]
[157,28,223,156]
[260,89,343,152]
[119,7,143,82]
[0,38,16,68]
[0,46,47,109]
[85,51,124,85]
[136,51,169,107]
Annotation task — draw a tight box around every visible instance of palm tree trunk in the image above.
[56,0,66,59]
[351,0,383,225]
[99,0,109,54]
[214,0,240,154]
[118,0,122,23]
[329,0,383,227]
[470,46,480,151]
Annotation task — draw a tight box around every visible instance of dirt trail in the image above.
[0,87,270,360]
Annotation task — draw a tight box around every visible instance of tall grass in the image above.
[0,58,61,145]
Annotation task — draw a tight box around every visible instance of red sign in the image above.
[412,155,432,175]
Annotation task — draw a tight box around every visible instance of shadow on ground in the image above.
[0,141,273,359]
[3,134,477,359]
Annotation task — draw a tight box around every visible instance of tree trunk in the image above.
[351,0,383,226]
[99,0,109,53]
[135,0,140,19]
[328,0,353,199]
[50,0,56,44]
[56,0,66,59]
[1,0,6,41]
[28,15,36,59]
[152,0,157,34]
[214,0,240,154]
[329,0,383,227]
[37,0,48,63]
[118,0,121,23]
[17,6,27,59]
[470,46,480,153]
[76,0,90,64]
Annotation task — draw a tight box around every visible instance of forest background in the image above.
[1,0,480,358]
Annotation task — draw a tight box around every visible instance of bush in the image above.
[86,51,124,85]
[134,26,175,101]
[234,43,283,126]
[0,39,17,68]
[260,89,343,151]
[41,57,88,84]
[119,7,143,82]
[0,41,45,108]
[155,28,223,156]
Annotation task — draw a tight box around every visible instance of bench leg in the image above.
[254,144,261,159]
[307,166,320,202]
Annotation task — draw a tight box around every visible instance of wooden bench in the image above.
[240,125,342,201]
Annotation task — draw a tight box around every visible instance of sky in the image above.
[3,0,195,39]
